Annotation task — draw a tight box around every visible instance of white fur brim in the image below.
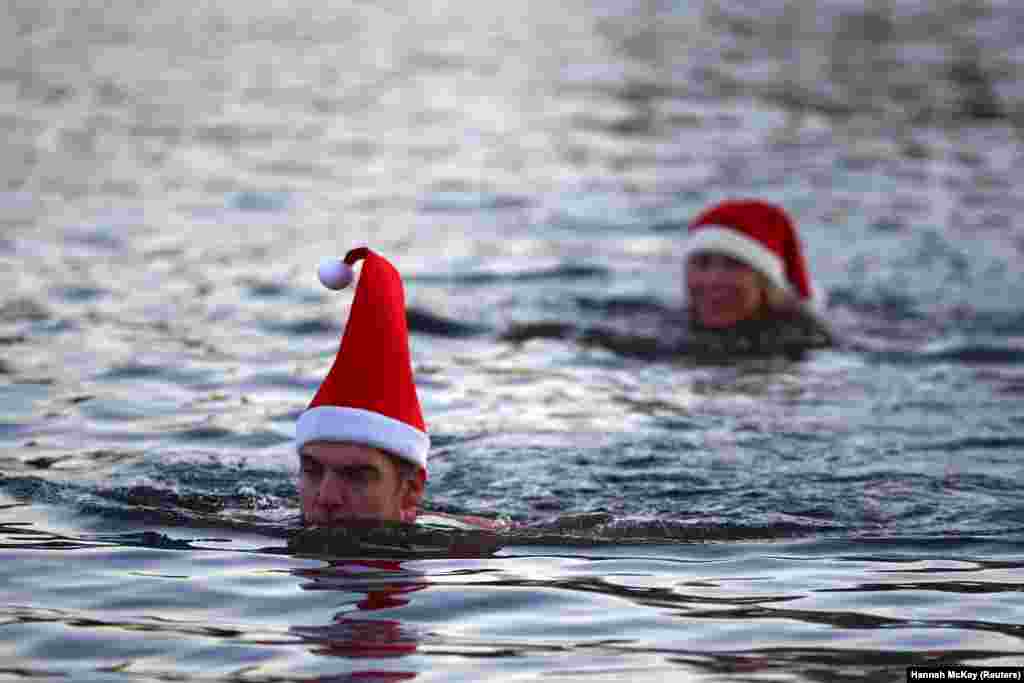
[296,406,429,471]
[684,226,790,295]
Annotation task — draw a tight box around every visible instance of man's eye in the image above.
[689,253,712,269]
[720,256,746,270]
[337,466,378,484]
[301,459,322,477]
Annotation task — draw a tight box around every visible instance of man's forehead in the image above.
[688,249,747,266]
[300,441,389,465]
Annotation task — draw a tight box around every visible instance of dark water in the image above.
[3,0,1024,680]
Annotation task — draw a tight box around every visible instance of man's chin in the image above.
[697,312,742,329]
[694,300,743,328]
[302,515,404,528]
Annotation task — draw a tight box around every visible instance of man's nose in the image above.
[316,469,350,507]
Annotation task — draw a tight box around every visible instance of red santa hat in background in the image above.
[685,199,818,306]
[296,247,429,473]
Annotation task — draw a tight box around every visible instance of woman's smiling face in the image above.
[685,251,767,329]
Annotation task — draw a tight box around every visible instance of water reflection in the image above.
[291,560,427,678]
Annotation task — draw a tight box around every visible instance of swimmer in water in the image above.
[502,198,833,359]
[681,198,833,353]
[296,247,500,529]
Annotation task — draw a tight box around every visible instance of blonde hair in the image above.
[758,272,798,314]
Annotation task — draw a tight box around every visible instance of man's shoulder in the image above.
[418,512,511,531]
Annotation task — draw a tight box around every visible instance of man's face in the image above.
[299,442,424,525]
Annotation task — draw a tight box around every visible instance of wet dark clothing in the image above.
[500,299,833,361]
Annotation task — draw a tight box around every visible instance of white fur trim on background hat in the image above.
[683,225,790,294]
[297,406,430,470]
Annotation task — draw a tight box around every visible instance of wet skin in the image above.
[686,251,767,329]
[299,441,425,525]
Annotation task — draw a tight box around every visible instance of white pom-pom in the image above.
[318,258,354,290]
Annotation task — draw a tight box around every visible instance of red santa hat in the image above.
[685,199,816,304]
[295,247,429,472]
